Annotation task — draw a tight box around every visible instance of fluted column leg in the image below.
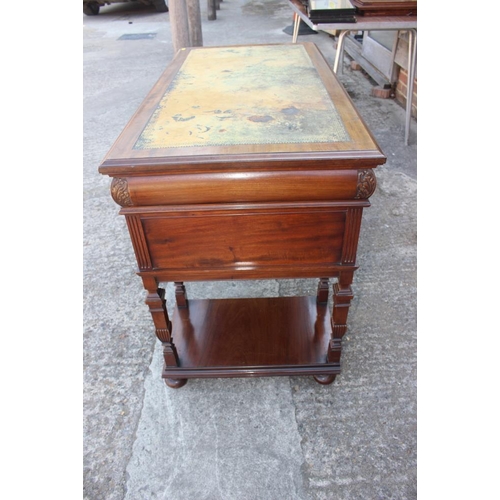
[142,277,187,388]
[328,271,354,364]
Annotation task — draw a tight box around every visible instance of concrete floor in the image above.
[83,1,417,499]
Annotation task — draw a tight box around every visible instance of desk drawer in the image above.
[121,170,359,205]
[140,208,346,274]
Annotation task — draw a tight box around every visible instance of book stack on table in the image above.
[304,0,357,23]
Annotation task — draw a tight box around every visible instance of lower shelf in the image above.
[162,295,340,380]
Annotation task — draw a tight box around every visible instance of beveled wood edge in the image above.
[136,264,359,282]
[119,199,371,215]
[99,150,386,176]
[162,363,341,379]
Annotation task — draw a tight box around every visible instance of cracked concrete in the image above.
[83,1,417,499]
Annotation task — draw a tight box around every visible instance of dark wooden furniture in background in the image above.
[99,42,386,388]
[350,0,417,16]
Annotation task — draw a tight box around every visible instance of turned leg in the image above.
[174,281,188,308]
[328,271,354,364]
[314,271,354,385]
[142,277,187,388]
[317,277,329,304]
[313,277,336,385]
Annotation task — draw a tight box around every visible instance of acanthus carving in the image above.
[110,177,133,207]
[355,169,377,199]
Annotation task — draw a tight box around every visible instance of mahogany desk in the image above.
[98,43,386,388]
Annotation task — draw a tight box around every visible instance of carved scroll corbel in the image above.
[110,177,133,207]
[355,169,377,199]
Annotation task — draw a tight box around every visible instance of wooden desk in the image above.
[288,0,417,145]
[98,43,386,388]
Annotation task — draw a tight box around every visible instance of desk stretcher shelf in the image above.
[163,296,339,381]
[98,42,386,388]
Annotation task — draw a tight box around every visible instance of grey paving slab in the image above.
[83,1,417,499]
[125,347,307,500]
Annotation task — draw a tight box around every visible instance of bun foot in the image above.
[164,378,188,389]
[313,374,336,385]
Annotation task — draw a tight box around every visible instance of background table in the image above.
[288,0,416,145]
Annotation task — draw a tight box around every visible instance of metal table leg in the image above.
[292,13,301,43]
[333,30,348,74]
[405,29,417,145]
